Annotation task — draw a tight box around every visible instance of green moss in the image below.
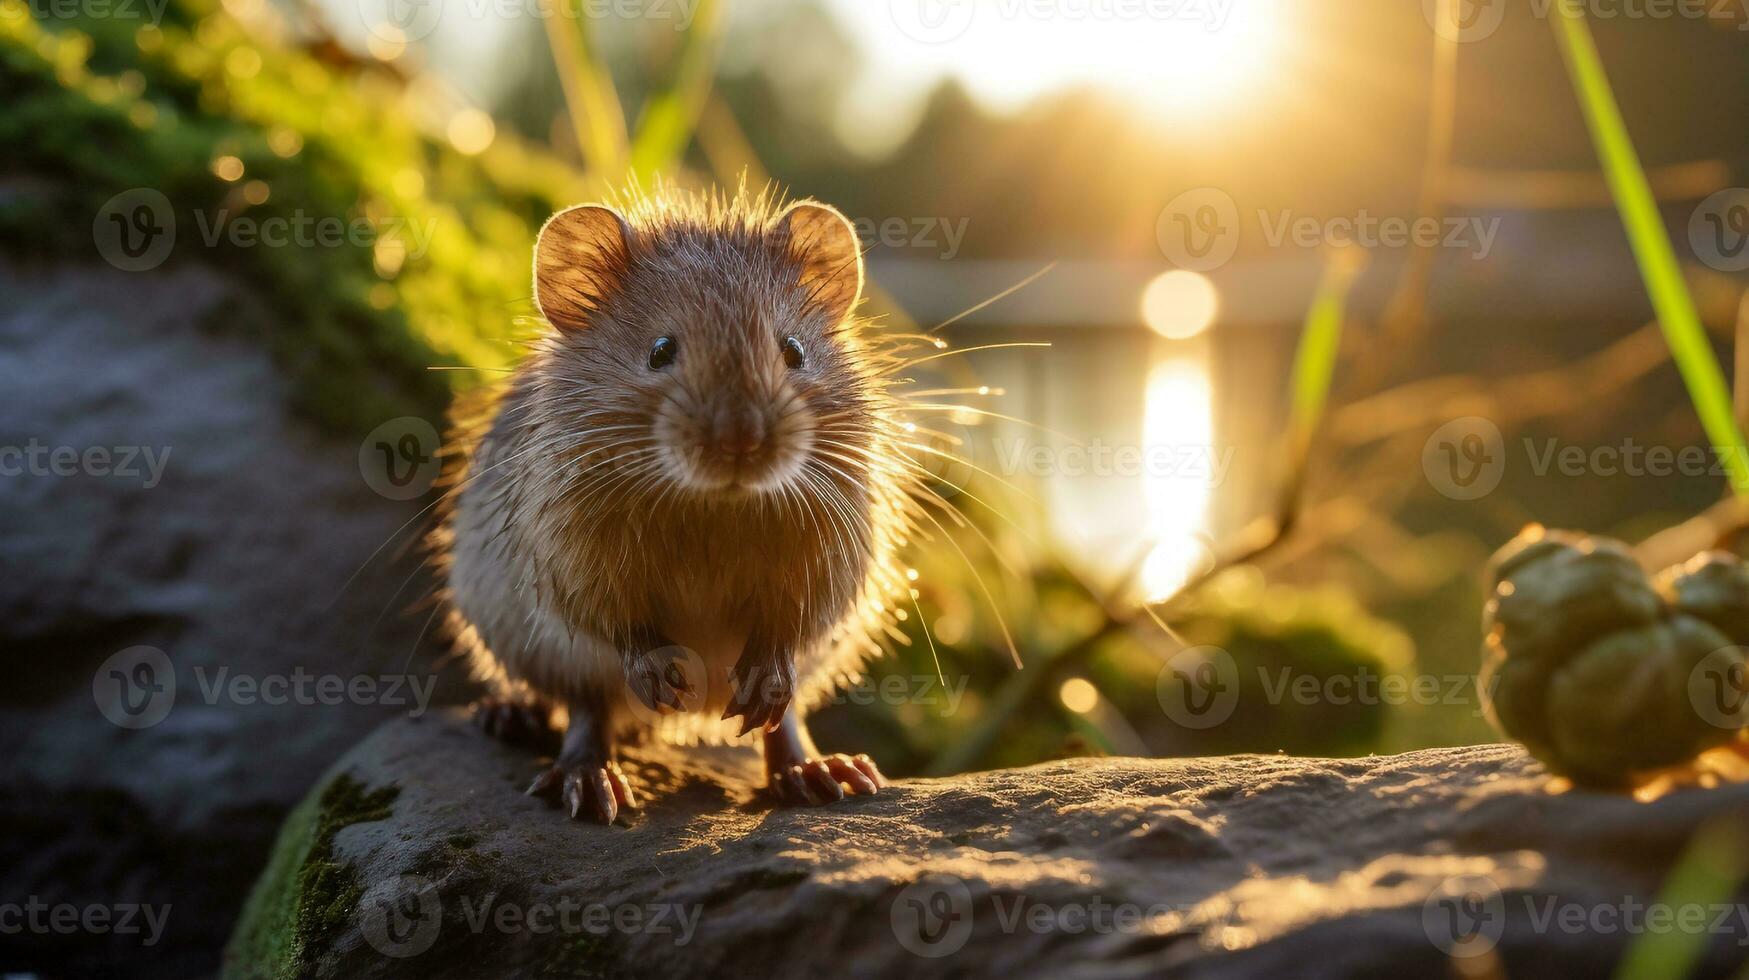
[293,776,401,960]
[538,930,622,979]
[1,0,584,432]
[221,773,400,980]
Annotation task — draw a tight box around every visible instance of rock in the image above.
[0,259,468,977]
[226,711,1749,979]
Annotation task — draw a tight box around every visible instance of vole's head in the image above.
[531,196,874,499]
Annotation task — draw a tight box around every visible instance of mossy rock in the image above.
[223,772,401,980]
[2,0,587,431]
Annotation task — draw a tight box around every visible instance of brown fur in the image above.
[431,186,920,744]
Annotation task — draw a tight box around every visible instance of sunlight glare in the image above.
[830,0,1283,137]
[1142,270,1219,340]
[1141,356,1214,600]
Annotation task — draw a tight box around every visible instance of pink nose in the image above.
[715,416,766,457]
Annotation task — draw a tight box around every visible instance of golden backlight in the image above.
[1142,270,1219,340]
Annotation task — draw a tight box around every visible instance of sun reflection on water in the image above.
[1141,353,1215,601]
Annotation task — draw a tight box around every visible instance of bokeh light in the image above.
[1142,270,1219,340]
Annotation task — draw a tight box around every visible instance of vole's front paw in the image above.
[622,648,692,714]
[527,761,638,824]
[723,651,795,736]
[769,754,887,806]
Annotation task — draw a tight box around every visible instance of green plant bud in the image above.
[1658,551,1749,646]
[1484,531,1661,668]
[1543,617,1743,784]
[1478,639,1558,758]
[1485,526,1590,591]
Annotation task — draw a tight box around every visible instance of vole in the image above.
[433,188,922,823]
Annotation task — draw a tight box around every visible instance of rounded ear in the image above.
[776,201,864,326]
[533,204,632,331]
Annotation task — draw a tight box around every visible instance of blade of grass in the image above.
[1285,247,1365,497]
[627,0,725,183]
[1551,0,1749,496]
[542,0,629,180]
[1612,818,1747,980]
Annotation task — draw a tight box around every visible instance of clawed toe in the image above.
[527,761,638,824]
[770,754,886,807]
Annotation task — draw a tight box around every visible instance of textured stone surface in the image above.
[0,260,467,977]
[229,711,1749,979]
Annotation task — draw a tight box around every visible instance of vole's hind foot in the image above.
[770,755,885,806]
[762,709,885,807]
[525,702,632,824]
[527,760,637,824]
[473,696,557,752]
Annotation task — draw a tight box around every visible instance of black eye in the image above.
[781,336,805,370]
[649,336,676,370]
